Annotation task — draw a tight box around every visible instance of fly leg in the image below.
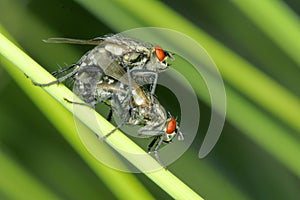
[146,135,166,168]
[153,136,166,169]
[154,136,165,152]
[99,121,126,140]
[106,107,113,122]
[146,134,165,154]
[148,136,159,152]
[130,69,158,108]
[99,92,131,140]
[137,129,165,138]
[64,92,112,109]
[148,136,165,161]
[33,65,79,87]
[51,64,77,77]
[63,98,94,107]
[99,110,130,140]
[138,128,166,167]
[126,67,135,118]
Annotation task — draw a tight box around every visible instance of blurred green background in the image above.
[0,0,300,199]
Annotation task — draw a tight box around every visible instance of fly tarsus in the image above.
[51,64,77,77]
[32,66,79,87]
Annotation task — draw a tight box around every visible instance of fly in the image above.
[41,34,174,105]
[32,34,181,166]
[96,76,184,165]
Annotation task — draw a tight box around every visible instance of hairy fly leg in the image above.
[98,99,131,140]
[129,69,159,105]
[95,77,133,140]
[147,136,167,169]
[32,64,80,87]
[51,64,77,77]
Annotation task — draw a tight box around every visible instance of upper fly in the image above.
[42,34,175,104]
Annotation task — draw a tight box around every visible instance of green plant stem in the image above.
[0,30,203,200]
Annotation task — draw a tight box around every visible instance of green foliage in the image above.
[0,0,299,199]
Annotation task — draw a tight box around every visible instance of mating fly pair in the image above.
[34,34,184,160]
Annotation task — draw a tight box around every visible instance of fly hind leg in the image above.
[130,69,158,106]
[33,64,79,87]
[51,64,77,77]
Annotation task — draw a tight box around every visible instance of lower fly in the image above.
[96,76,184,165]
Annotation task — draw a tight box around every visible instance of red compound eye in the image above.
[154,46,165,61]
[166,118,176,134]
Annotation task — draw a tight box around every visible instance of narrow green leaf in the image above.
[0,149,60,200]
[232,0,300,68]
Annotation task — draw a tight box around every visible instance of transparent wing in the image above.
[43,37,104,45]
[104,61,150,106]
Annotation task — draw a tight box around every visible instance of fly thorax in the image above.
[104,43,126,56]
[91,47,117,72]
